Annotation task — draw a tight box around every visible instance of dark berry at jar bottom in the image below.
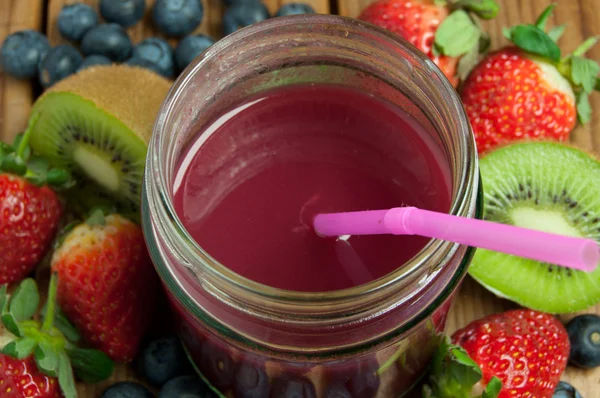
[270,374,316,398]
[199,341,236,392]
[234,362,270,398]
[325,359,380,398]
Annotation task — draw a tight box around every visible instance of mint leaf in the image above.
[454,0,499,20]
[510,25,561,62]
[40,303,80,343]
[65,346,114,383]
[57,351,77,398]
[534,4,556,31]
[547,24,566,42]
[2,338,37,359]
[577,91,592,124]
[435,10,481,57]
[34,341,59,377]
[1,313,22,337]
[571,56,600,93]
[482,376,502,397]
[9,278,39,322]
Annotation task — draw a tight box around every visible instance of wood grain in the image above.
[0,0,44,142]
[336,0,600,395]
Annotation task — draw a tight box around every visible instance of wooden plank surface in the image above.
[337,0,600,395]
[0,0,599,396]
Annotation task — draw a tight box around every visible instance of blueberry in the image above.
[100,382,154,398]
[566,314,600,369]
[270,375,316,398]
[78,54,112,70]
[275,3,315,17]
[174,34,215,72]
[198,342,235,391]
[81,24,133,61]
[233,362,270,398]
[38,44,83,88]
[136,336,191,387]
[326,359,380,398]
[100,0,146,27]
[129,37,174,78]
[553,381,583,398]
[152,0,204,37]
[324,382,352,398]
[158,375,217,398]
[0,30,50,79]
[57,3,99,42]
[222,2,270,36]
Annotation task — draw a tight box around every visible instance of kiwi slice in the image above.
[28,64,172,211]
[469,141,600,313]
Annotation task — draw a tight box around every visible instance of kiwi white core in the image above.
[510,207,582,238]
[73,146,120,192]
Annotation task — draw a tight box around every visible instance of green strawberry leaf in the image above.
[572,36,600,57]
[26,156,49,176]
[509,25,561,62]
[576,91,592,124]
[534,4,556,31]
[40,303,80,344]
[9,278,40,322]
[57,351,77,398]
[435,10,481,57]
[0,285,9,314]
[2,313,22,337]
[571,56,600,93]
[1,153,27,176]
[86,208,107,226]
[46,168,72,187]
[2,337,37,359]
[34,340,59,377]
[457,43,481,81]
[547,24,566,42]
[453,0,499,20]
[65,346,114,383]
[482,377,503,397]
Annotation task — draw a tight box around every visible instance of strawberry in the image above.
[423,309,569,398]
[358,0,499,87]
[0,354,61,398]
[0,113,72,285]
[0,276,114,398]
[461,4,600,154]
[51,211,160,363]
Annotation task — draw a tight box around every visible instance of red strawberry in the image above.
[461,4,600,154]
[0,175,62,284]
[358,0,499,87]
[51,212,159,363]
[423,309,569,398]
[0,354,61,398]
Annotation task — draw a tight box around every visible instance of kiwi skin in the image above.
[469,141,600,314]
[28,65,172,214]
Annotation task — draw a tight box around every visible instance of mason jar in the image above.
[142,14,481,398]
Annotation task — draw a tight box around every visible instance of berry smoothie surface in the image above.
[173,84,452,292]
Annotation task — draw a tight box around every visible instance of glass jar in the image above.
[142,14,481,398]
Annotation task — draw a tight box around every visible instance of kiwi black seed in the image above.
[469,141,600,314]
[28,64,172,212]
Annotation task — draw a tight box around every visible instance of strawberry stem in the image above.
[42,273,58,332]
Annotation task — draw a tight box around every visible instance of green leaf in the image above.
[454,0,499,20]
[65,346,114,383]
[40,303,80,343]
[1,313,22,337]
[34,341,59,377]
[46,168,71,187]
[57,351,77,398]
[502,27,513,40]
[434,10,481,57]
[2,338,37,359]
[534,4,556,31]
[42,273,59,332]
[595,77,600,91]
[573,36,600,57]
[9,278,40,322]
[571,56,600,93]
[510,25,561,62]
[86,208,106,226]
[0,285,9,315]
[26,156,49,176]
[577,91,592,124]
[1,153,27,176]
[457,43,480,81]
[547,24,566,42]
[482,376,502,397]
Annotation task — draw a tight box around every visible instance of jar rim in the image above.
[144,14,479,310]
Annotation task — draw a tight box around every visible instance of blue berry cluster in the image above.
[1,1,316,87]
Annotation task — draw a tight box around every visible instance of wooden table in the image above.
[1,0,599,396]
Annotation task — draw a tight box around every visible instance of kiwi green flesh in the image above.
[469,142,600,314]
[29,92,147,209]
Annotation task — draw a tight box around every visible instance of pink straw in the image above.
[313,207,599,272]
